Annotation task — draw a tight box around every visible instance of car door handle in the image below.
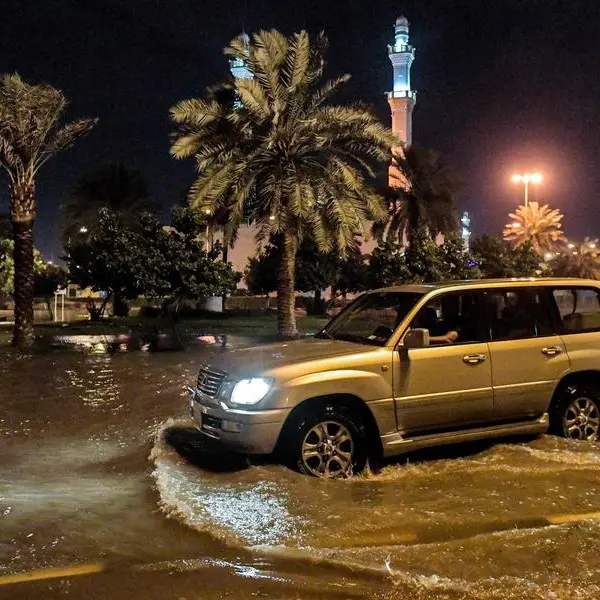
[542,346,563,357]
[463,354,487,365]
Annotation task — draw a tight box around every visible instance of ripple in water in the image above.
[150,418,307,547]
[151,419,600,599]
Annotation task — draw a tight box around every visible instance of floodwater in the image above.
[1,340,600,599]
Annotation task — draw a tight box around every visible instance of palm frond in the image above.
[503,201,566,253]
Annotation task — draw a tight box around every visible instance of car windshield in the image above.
[317,291,424,346]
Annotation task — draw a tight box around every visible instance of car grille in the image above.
[196,366,227,398]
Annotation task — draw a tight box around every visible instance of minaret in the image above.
[229,32,252,80]
[387,16,416,151]
[461,211,472,252]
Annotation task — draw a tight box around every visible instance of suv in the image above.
[189,279,600,477]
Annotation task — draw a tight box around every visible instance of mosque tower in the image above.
[229,32,252,81]
[387,16,416,151]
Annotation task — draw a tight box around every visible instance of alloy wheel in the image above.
[563,396,600,441]
[300,420,354,478]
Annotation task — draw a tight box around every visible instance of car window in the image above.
[320,292,423,346]
[486,288,553,341]
[408,291,487,346]
[552,288,600,333]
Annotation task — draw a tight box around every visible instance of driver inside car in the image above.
[413,300,460,345]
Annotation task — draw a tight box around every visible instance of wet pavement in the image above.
[1,340,600,599]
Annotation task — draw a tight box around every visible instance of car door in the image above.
[393,290,494,433]
[486,287,570,421]
[551,286,600,369]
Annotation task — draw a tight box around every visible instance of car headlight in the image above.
[229,377,274,406]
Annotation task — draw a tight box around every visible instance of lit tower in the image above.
[229,32,256,220]
[387,16,416,150]
[229,32,252,81]
[461,211,472,252]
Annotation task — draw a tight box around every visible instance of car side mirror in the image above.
[403,328,430,349]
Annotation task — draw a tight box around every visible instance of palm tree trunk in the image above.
[12,220,35,348]
[277,231,298,338]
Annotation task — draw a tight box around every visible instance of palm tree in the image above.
[59,163,152,243]
[373,146,459,245]
[0,74,96,347]
[552,238,600,279]
[503,201,566,254]
[170,30,395,337]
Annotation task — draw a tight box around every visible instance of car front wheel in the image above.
[551,382,600,442]
[286,405,368,478]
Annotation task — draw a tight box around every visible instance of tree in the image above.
[367,241,411,288]
[403,228,447,282]
[245,250,278,296]
[332,246,369,298]
[438,232,481,280]
[0,74,96,347]
[552,238,600,279]
[170,30,395,337]
[373,146,459,244]
[59,162,153,244]
[244,236,369,313]
[65,208,240,320]
[0,238,14,306]
[503,201,566,254]
[34,263,68,320]
[472,234,541,278]
[367,231,479,289]
[0,238,45,306]
[64,210,141,319]
[138,210,241,305]
[245,237,338,314]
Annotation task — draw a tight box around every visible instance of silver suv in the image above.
[189,279,600,477]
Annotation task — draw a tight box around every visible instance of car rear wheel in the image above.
[550,382,600,442]
[285,405,368,478]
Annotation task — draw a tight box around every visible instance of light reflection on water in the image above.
[151,418,600,600]
[0,347,227,576]
[65,354,121,410]
[150,423,306,547]
[2,345,600,599]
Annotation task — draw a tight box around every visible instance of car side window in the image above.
[486,288,554,341]
[552,288,600,333]
[409,291,487,346]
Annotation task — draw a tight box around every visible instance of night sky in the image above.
[1,0,599,260]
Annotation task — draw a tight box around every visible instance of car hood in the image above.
[200,337,368,379]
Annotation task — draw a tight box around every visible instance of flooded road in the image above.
[1,342,600,599]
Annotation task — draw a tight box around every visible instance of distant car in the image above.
[189,278,600,478]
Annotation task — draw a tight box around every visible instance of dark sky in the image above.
[1,0,599,260]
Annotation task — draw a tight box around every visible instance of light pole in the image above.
[511,172,542,208]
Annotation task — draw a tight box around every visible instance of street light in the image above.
[79,226,88,234]
[511,172,542,208]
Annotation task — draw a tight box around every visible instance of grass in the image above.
[0,312,330,347]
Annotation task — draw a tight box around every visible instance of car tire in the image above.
[550,380,600,442]
[284,404,368,478]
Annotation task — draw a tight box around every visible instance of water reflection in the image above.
[64,354,121,410]
[152,419,600,599]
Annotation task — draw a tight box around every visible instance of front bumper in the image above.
[189,388,289,455]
